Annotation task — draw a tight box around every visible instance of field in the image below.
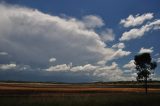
[0,81,160,106]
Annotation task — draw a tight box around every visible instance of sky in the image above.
[0,0,160,82]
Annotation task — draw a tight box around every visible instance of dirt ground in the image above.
[0,82,160,96]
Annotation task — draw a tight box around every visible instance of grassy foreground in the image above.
[1,94,160,106]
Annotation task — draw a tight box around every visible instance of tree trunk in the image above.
[145,76,147,95]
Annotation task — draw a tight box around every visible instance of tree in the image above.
[134,53,157,94]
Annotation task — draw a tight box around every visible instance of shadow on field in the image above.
[0,94,160,106]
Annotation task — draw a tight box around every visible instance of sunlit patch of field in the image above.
[0,82,160,95]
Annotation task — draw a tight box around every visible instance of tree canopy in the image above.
[134,53,157,80]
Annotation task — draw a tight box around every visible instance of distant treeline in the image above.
[1,80,160,84]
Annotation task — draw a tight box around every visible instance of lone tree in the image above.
[134,53,157,94]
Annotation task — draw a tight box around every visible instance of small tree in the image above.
[134,53,157,94]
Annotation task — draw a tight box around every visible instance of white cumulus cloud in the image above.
[70,64,97,72]
[111,49,131,59]
[0,3,130,67]
[49,57,56,63]
[123,60,136,69]
[93,62,126,81]
[46,64,71,72]
[157,58,160,63]
[120,13,153,27]
[100,29,115,42]
[139,47,153,54]
[44,61,137,81]
[0,52,8,56]
[0,3,137,82]
[112,43,125,49]
[82,15,104,29]
[0,63,16,70]
[120,19,160,41]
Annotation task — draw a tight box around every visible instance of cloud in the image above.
[157,58,160,63]
[70,64,97,72]
[100,29,115,42]
[112,43,125,49]
[0,63,16,70]
[0,52,8,56]
[49,57,56,63]
[154,53,159,57]
[111,49,131,59]
[0,3,130,68]
[44,62,136,81]
[93,62,127,81]
[82,15,104,29]
[0,3,135,82]
[151,74,160,81]
[139,47,153,54]
[97,60,106,66]
[46,64,71,72]
[97,48,131,65]
[123,60,136,70]
[120,13,153,27]
[45,62,117,74]
[120,19,160,41]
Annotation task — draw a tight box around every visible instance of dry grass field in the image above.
[0,82,160,106]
